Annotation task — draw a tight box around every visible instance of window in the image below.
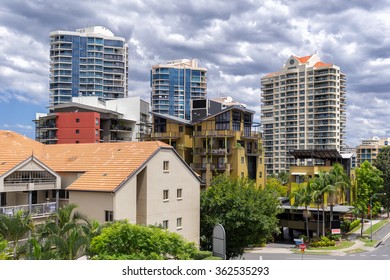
[0,193,6,207]
[163,190,169,201]
[163,161,169,172]
[95,129,98,136]
[59,190,69,199]
[76,118,80,123]
[241,172,244,178]
[259,172,262,178]
[177,218,182,229]
[179,126,184,133]
[162,220,169,229]
[177,188,182,200]
[76,129,80,134]
[241,157,244,164]
[75,140,79,144]
[95,118,99,126]
[105,211,114,222]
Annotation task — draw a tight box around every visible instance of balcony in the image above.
[0,202,57,218]
[193,130,235,138]
[150,132,180,140]
[241,131,261,140]
[192,147,232,156]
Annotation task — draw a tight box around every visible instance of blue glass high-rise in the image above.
[150,59,207,120]
[50,26,128,105]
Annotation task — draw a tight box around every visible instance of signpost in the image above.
[300,243,306,260]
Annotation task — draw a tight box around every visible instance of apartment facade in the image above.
[150,59,207,120]
[0,130,201,244]
[261,54,346,174]
[50,26,128,105]
[356,137,390,167]
[139,104,266,188]
[34,96,150,144]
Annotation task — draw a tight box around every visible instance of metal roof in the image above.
[289,149,342,160]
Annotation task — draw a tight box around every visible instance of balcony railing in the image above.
[193,130,235,138]
[0,202,57,218]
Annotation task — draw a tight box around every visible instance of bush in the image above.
[341,219,351,233]
[192,251,212,260]
[309,236,336,247]
[349,220,360,231]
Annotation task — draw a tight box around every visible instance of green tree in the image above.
[310,171,331,237]
[291,182,313,239]
[266,177,288,197]
[35,204,94,259]
[373,146,390,217]
[355,161,384,237]
[0,211,34,259]
[89,221,198,260]
[0,236,10,260]
[327,163,350,221]
[268,171,289,186]
[200,174,283,259]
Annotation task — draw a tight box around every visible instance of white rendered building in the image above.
[261,54,346,174]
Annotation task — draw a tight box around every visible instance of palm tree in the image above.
[0,210,34,259]
[36,204,93,259]
[291,182,313,239]
[327,163,350,223]
[310,172,331,237]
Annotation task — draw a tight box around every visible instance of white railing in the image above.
[0,202,57,218]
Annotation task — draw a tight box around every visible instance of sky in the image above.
[1,0,390,147]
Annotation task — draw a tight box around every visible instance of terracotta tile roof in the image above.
[0,130,170,192]
[264,71,279,77]
[314,61,332,68]
[294,55,312,63]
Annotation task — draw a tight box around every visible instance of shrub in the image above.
[309,236,336,247]
[349,220,360,231]
[192,251,212,260]
[341,219,351,233]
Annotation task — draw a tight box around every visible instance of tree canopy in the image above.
[373,146,390,217]
[200,174,283,259]
[89,220,198,260]
[355,161,384,236]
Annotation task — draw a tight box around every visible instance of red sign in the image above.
[332,229,341,234]
[299,243,306,250]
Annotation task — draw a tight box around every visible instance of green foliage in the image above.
[373,146,390,215]
[200,174,283,259]
[0,210,34,259]
[267,171,289,186]
[27,204,98,260]
[266,177,288,197]
[354,161,384,236]
[310,236,336,247]
[192,250,213,260]
[89,220,198,260]
[0,236,10,260]
[349,220,361,231]
[341,219,351,233]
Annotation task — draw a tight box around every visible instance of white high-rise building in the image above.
[50,26,128,105]
[261,54,346,174]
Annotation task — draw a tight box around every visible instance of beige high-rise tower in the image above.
[261,54,346,175]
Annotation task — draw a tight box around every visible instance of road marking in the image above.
[371,254,377,256]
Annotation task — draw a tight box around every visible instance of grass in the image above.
[358,236,378,247]
[291,249,330,255]
[363,219,389,235]
[308,240,355,251]
[345,248,366,254]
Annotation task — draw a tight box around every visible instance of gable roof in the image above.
[0,130,171,192]
[294,55,312,63]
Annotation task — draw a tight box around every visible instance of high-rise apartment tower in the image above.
[50,26,128,105]
[150,59,207,120]
[261,54,346,174]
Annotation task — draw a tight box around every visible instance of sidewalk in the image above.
[248,217,389,256]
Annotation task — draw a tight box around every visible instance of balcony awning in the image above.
[289,149,342,160]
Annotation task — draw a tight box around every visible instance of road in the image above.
[243,221,390,260]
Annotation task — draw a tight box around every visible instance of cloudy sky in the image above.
[1,0,390,147]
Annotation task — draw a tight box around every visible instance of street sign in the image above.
[299,243,306,251]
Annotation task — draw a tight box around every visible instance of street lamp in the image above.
[370,193,386,242]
